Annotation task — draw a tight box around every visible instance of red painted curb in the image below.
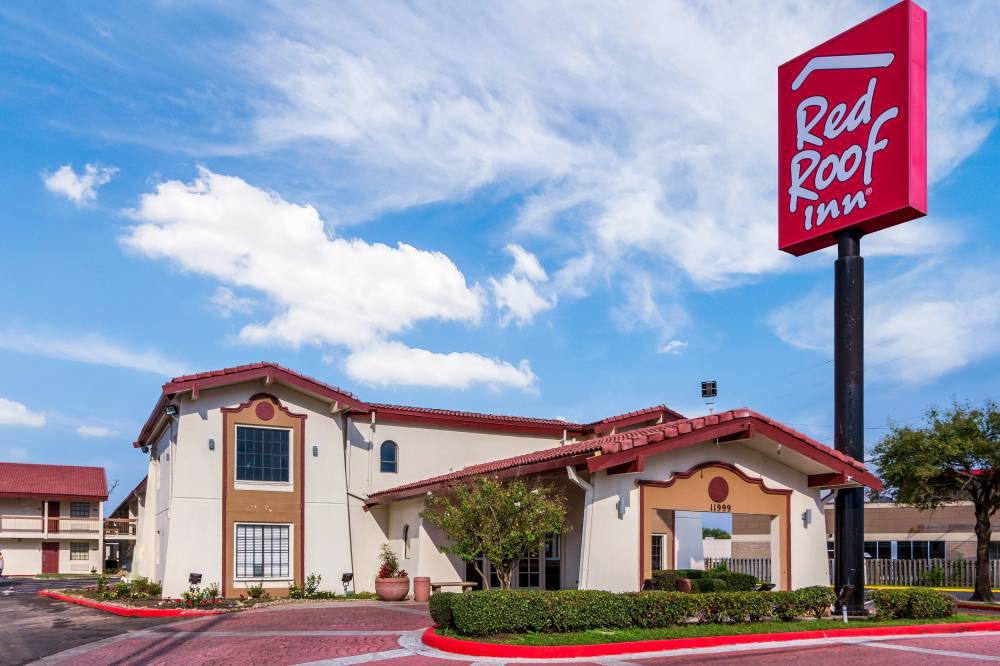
[958,601,1000,611]
[422,620,1000,658]
[39,591,226,617]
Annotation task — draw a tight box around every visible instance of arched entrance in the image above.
[639,461,792,590]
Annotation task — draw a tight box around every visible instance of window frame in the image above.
[70,541,89,561]
[233,522,293,581]
[379,440,398,474]
[651,533,667,571]
[70,502,90,518]
[234,424,293,490]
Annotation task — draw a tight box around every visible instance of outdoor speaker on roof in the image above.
[701,380,717,399]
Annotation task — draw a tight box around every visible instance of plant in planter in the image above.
[374,544,409,601]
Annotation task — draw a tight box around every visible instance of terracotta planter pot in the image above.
[375,577,410,601]
[413,576,430,602]
[676,577,692,593]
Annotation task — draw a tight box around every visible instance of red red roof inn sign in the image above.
[778,0,927,256]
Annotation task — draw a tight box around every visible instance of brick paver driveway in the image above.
[34,599,1000,665]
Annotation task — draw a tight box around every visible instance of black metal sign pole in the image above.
[833,228,866,614]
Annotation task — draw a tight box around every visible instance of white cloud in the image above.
[76,425,116,438]
[0,325,190,377]
[123,168,484,349]
[226,1,1000,294]
[489,244,555,326]
[768,259,1000,385]
[344,341,537,391]
[123,168,537,391]
[0,398,46,427]
[612,272,690,351]
[42,163,117,206]
[209,286,257,317]
[658,339,688,355]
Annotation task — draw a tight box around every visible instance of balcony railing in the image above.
[103,518,138,536]
[0,514,101,534]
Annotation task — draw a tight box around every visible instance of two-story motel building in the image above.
[125,363,880,598]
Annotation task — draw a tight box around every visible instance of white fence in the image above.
[829,558,1000,587]
[704,557,772,582]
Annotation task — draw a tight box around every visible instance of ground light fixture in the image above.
[341,572,353,595]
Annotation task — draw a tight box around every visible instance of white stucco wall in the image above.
[0,540,41,575]
[348,418,562,496]
[584,436,832,591]
[674,511,705,570]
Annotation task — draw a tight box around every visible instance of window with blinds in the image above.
[235,524,290,578]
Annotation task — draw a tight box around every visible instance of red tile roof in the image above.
[0,462,108,500]
[134,361,685,446]
[367,408,880,503]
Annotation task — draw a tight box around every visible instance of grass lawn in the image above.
[441,614,996,646]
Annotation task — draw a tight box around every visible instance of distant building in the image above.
[733,498,999,561]
[0,462,108,576]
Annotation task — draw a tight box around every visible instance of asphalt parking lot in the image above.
[0,578,176,666]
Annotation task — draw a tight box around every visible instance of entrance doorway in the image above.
[640,462,791,589]
[466,533,562,590]
[42,542,59,574]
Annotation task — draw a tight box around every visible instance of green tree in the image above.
[873,401,1000,602]
[420,476,568,590]
[702,527,731,539]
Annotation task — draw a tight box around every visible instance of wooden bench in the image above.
[430,581,477,593]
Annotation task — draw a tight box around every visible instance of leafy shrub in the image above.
[451,590,550,636]
[544,590,633,632]
[377,544,401,578]
[793,586,835,619]
[691,577,730,593]
[712,572,756,592]
[769,591,805,621]
[244,581,267,600]
[907,588,956,619]
[628,592,697,628]
[649,570,685,591]
[96,574,108,594]
[288,573,339,599]
[677,568,708,580]
[922,565,945,587]
[871,588,955,619]
[429,592,457,628]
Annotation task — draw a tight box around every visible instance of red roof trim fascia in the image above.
[0,491,108,501]
[586,420,753,473]
[365,452,594,507]
[360,407,571,437]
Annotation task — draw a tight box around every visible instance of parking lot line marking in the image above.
[858,641,1000,661]
[298,648,413,665]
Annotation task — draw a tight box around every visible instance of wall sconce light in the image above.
[208,439,215,451]
[164,404,178,417]
[312,445,319,457]
[802,509,812,528]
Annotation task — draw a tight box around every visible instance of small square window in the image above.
[70,502,90,518]
[70,542,89,560]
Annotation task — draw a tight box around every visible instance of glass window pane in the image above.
[897,541,912,559]
[380,441,397,473]
[930,541,945,559]
[235,524,290,578]
[236,427,289,482]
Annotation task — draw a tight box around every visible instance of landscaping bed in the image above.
[45,573,379,616]
[426,586,972,653]
[438,614,996,646]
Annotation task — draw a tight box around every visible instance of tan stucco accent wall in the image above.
[222,394,305,598]
[641,462,791,589]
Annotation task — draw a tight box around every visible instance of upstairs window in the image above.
[70,502,90,518]
[236,426,290,482]
[380,441,398,474]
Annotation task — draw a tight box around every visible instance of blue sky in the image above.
[1,1,999,512]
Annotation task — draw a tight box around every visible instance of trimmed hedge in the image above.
[441,587,847,636]
[649,569,755,592]
[429,592,457,628]
[691,577,730,593]
[871,587,956,620]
